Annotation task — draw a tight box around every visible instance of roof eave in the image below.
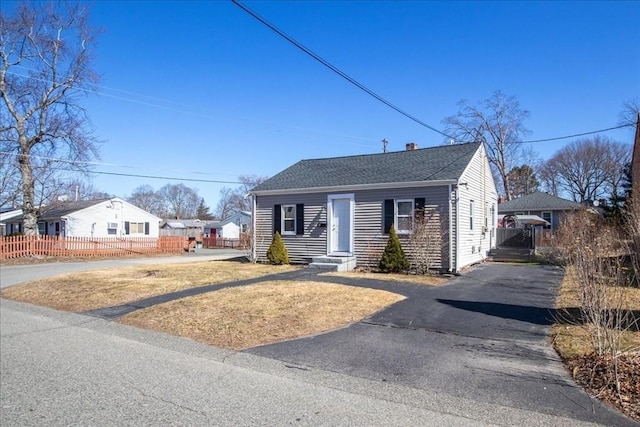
[252,179,458,196]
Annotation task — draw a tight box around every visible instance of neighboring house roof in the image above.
[205,221,223,229]
[6,198,161,222]
[205,218,241,229]
[0,208,22,222]
[38,199,112,221]
[498,192,582,212]
[252,142,481,192]
[160,219,204,229]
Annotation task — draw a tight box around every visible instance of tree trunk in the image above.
[18,142,38,236]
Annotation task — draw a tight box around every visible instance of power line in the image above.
[6,71,378,146]
[77,170,242,184]
[0,151,241,178]
[517,123,633,144]
[231,0,455,139]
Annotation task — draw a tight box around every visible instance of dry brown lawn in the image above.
[0,261,298,312]
[551,267,640,422]
[552,267,640,359]
[323,270,449,286]
[1,260,407,350]
[120,280,405,350]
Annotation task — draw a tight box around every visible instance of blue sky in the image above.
[36,1,640,207]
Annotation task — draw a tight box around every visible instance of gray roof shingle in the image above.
[498,192,582,212]
[38,199,112,220]
[252,142,481,192]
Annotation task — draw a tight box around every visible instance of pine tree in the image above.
[266,232,289,265]
[196,198,215,220]
[379,225,409,273]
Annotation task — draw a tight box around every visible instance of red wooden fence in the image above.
[0,235,185,259]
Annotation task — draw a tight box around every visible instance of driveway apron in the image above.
[247,263,637,426]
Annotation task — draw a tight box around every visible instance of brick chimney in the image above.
[405,142,418,151]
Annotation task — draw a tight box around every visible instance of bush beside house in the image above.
[379,225,409,273]
[266,232,289,265]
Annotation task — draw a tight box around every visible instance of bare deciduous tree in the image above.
[543,137,631,202]
[443,91,531,201]
[408,207,448,274]
[0,154,20,207]
[127,184,165,216]
[618,97,640,128]
[159,183,200,219]
[1,2,100,234]
[216,174,267,219]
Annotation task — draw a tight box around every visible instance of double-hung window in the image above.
[396,200,414,234]
[124,221,150,235]
[383,198,424,235]
[282,205,296,235]
[469,200,474,230]
[541,211,552,229]
[273,204,305,236]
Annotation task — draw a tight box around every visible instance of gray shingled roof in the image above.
[252,142,481,192]
[38,199,112,220]
[498,192,582,212]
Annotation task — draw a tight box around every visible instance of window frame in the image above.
[281,204,297,236]
[395,199,414,235]
[469,200,474,230]
[107,222,118,235]
[541,211,552,229]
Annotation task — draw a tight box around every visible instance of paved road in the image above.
[0,258,636,426]
[0,248,244,289]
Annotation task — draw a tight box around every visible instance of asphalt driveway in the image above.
[247,263,637,426]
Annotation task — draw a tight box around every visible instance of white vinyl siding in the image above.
[456,144,498,270]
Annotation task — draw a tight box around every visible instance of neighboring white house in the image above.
[0,207,23,236]
[4,198,161,238]
[204,211,251,240]
[225,211,252,234]
[204,220,239,240]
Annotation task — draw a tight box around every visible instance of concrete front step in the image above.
[309,256,357,272]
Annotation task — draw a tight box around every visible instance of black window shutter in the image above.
[144,222,150,235]
[415,198,426,220]
[273,205,281,234]
[296,204,304,235]
[124,221,130,235]
[383,199,394,234]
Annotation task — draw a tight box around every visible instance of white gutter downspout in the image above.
[455,182,461,274]
[448,183,454,273]
[251,193,257,262]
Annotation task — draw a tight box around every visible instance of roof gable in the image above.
[498,192,582,212]
[252,143,481,193]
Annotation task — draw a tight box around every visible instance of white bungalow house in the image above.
[4,198,161,238]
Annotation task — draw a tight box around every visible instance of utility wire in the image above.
[231,0,455,139]
[74,170,242,184]
[518,123,633,143]
[0,151,240,178]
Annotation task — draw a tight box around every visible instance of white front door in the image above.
[328,194,353,255]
